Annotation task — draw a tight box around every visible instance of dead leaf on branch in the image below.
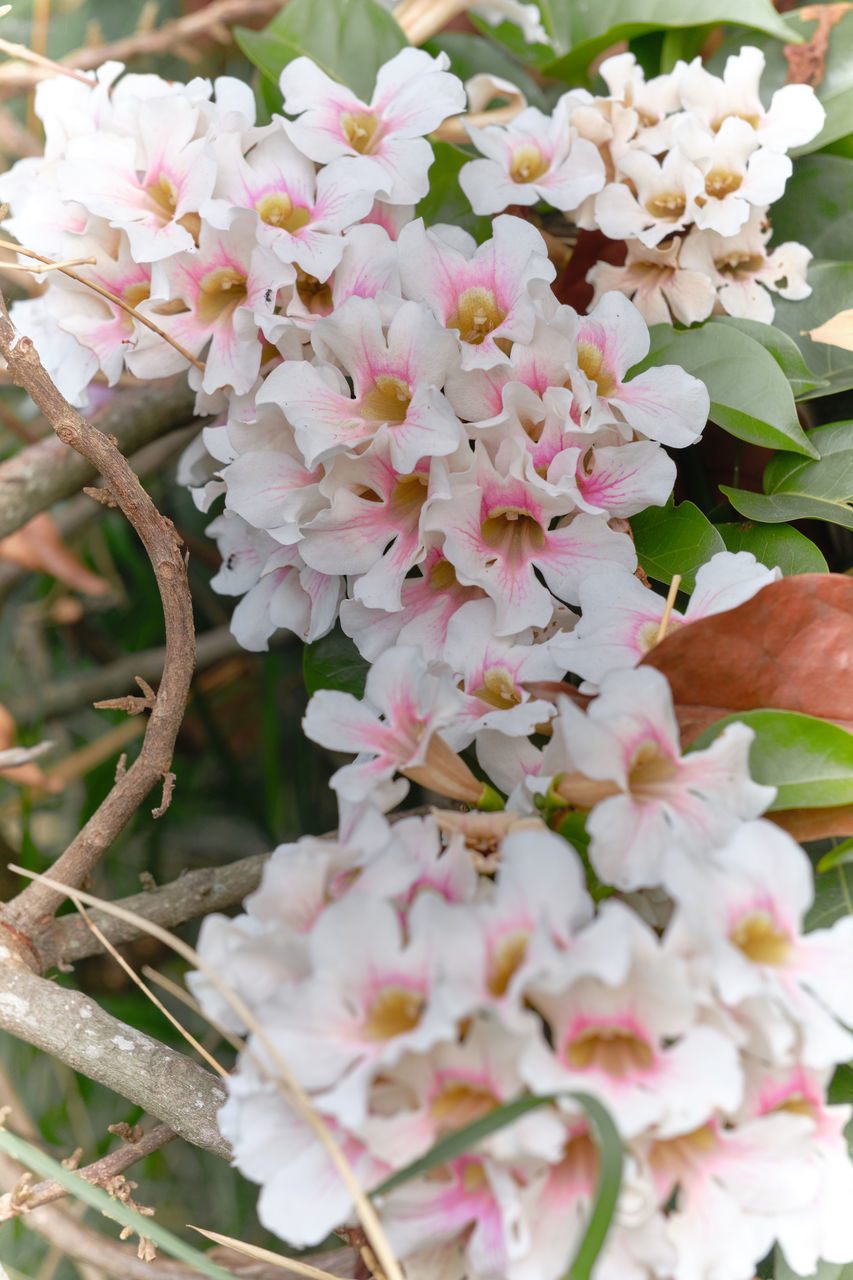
[783,2,852,86]
[0,512,109,596]
[640,574,853,728]
[0,702,53,788]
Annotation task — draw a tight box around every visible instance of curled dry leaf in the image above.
[640,574,853,728]
[783,2,852,87]
[769,804,853,841]
[0,511,109,596]
[0,702,52,788]
[807,308,853,353]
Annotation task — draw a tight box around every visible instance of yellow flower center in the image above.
[480,508,546,565]
[645,190,687,221]
[509,144,549,184]
[715,251,765,280]
[296,269,333,314]
[196,267,248,323]
[430,1081,499,1132]
[256,192,312,233]
[341,110,382,155]
[576,340,617,397]
[448,287,506,345]
[565,1025,654,1077]
[704,168,743,200]
[363,986,425,1040]
[487,930,530,997]
[361,375,412,424]
[729,910,792,965]
[628,739,679,798]
[147,173,178,218]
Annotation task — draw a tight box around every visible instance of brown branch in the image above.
[0,295,196,942]
[0,0,286,97]
[49,851,269,970]
[8,625,240,724]
[0,377,200,541]
[0,1123,175,1222]
[0,962,228,1155]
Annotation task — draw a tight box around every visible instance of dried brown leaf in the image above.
[0,512,109,595]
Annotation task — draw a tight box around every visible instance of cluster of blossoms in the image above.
[192,661,853,1280]
[459,46,823,325]
[6,40,852,1280]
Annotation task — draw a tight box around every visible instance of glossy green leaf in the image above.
[416,141,493,242]
[303,626,369,698]
[775,1250,853,1280]
[372,1091,623,1280]
[425,32,548,105]
[690,709,853,811]
[770,155,853,262]
[541,0,798,81]
[722,420,853,531]
[807,858,853,930]
[771,262,853,399]
[715,521,828,576]
[631,499,725,592]
[0,1128,236,1280]
[817,838,853,873]
[235,0,407,101]
[637,322,818,458]
[711,316,826,399]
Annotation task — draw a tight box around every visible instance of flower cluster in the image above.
[193,664,853,1280]
[459,46,823,325]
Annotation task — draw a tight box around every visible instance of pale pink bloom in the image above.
[558,550,781,685]
[202,126,378,279]
[229,543,342,650]
[666,820,853,1069]
[424,441,636,634]
[222,436,324,545]
[207,511,276,598]
[397,215,555,370]
[598,53,682,134]
[380,1153,528,1279]
[364,1019,562,1168]
[360,198,415,239]
[738,1061,853,1275]
[0,156,88,257]
[261,297,463,472]
[277,222,400,332]
[594,149,705,247]
[128,214,293,395]
[58,94,216,262]
[538,667,774,892]
[679,209,812,323]
[677,45,825,153]
[263,894,473,1125]
[300,448,446,612]
[567,291,710,446]
[675,116,792,236]
[303,645,461,802]
[587,236,717,327]
[340,548,490,665]
[31,60,123,159]
[638,1110,824,1280]
[6,293,98,406]
[460,98,605,215]
[539,438,676,519]
[462,0,549,44]
[441,600,563,747]
[355,813,479,912]
[279,48,466,204]
[190,913,308,1034]
[218,1059,389,1247]
[521,902,743,1138]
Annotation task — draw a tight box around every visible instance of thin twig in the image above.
[0,0,285,95]
[0,377,201,542]
[0,1124,175,1222]
[0,290,196,941]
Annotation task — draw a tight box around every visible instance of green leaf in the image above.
[806,858,853,930]
[541,0,799,81]
[690,709,853,812]
[416,140,493,242]
[631,499,725,592]
[372,1091,623,1280]
[715,521,828,576]
[775,1246,853,1280]
[771,261,853,399]
[770,155,853,262]
[818,838,853,873]
[721,420,853,531]
[637,322,819,458]
[790,9,853,155]
[235,0,407,101]
[303,626,370,698]
[711,316,826,399]
[0,1128,236,1280]
[425,32,548,107]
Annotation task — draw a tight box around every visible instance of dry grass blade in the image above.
[7,866,405,1280]
[75,903,229,1078]
[189,1227,356,1280]
[141,965,248,1059]
[654,573,682,646]
[0,33,94,84]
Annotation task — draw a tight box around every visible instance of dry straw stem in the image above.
[189,1226,356,1280]
[10,866,407,1280]
[0,291,196,939]
[0,0,285,96]
[654,573,682,646]
[0,376,200,541]
[0,1123,175,1222]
